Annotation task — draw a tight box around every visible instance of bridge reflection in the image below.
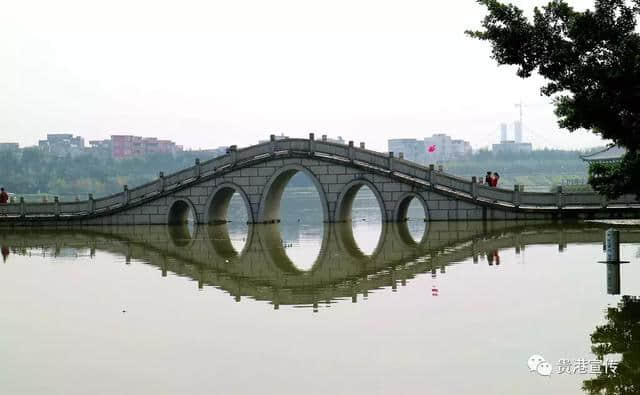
[1,221,640,308]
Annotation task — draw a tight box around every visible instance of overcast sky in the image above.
[1,0,607,151]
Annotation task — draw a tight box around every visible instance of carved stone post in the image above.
[54,196,60,217]
[228,145,238,166]
[388,151,394,172]
[557,186,564,208]
[513,185,520,207]
[348,141,354,163]
[20,197,25,217]
[270,134,276,155]
[158,172,165,192]
[601,194,608,208]
[123,185,129,205]
[471,177,479,199]
[194,158,201,179]
[88,193,95,214]
[359,142,365,149]
[309,133,315,155]
[429,164,437,188]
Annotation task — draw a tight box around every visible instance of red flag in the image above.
[428,144,437,153]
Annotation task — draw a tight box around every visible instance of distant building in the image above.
[423,134,472,162]
[514,121,523,143]
[88,135,183,159]
[389,134,471,164]
[88,139,113,158]
[580,145,627,164]
[493,121,532,154]
[109,135,183,159]
[388,139,426,164]
[492,140,533,154]
[0,143,19,152]
[38,133,85,157]
[500,123,508,143]
[111,135,144,158]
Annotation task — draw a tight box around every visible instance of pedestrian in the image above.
[492,172,500,188]
[484,171,492,186]
[0,188,7,217]
[0,187,8,205]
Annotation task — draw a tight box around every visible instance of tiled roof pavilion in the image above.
[580,145,627,163]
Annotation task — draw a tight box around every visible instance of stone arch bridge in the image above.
[1,135,639,225]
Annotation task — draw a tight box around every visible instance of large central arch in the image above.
[257,164,330,223]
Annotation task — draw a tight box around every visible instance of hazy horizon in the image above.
[1,0,608,152]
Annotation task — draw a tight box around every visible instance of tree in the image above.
[583,295,640,394]
[467,0,640,197]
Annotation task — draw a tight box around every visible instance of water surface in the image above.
[1,188,639,395]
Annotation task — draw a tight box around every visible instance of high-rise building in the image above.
[493,121,531,154]
[500,123,508,143]
[423,134,472,162]
[514,121,523,143]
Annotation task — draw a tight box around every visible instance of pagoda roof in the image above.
[580,145,627,163]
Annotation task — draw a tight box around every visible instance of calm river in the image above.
[1,187,639,395]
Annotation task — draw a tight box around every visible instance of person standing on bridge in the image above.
[0,187,8,205]
[0,188,8,215]
[492,173,500,188]
[484,172,492,185]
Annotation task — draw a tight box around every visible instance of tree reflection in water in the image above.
[583,295,640,395]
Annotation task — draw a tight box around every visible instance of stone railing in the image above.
[0,135,638,219]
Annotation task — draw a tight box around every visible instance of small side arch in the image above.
[167,197,199,225]
[257,164,329,223]
[394,192,429,222]
[204,182,254,224]
[334,179,388,223]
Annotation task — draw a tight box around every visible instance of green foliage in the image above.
[583,295,640,394]
[467,0,640,152]
[0,149,204,198]
[468,0,640,198]
[589,151,640,198]
[443,149,588,190]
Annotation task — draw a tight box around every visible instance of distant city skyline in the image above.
[1,0,606,152]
